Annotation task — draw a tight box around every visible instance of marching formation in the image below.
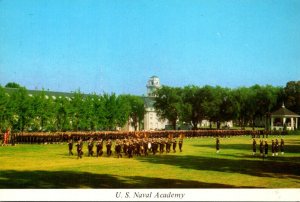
[2,129,288,160]
[68,137,184,159]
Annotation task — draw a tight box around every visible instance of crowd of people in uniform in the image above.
[1,129,288,160]
[214,137,285,158]
[68,137,184,159]
[69,135,286,159]
[1,129,288,145]
[251,138,285,158]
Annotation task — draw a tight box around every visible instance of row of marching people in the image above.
[252,138,284,157]
[68,137,184,159]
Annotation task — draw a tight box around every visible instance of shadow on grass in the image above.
[287,140,300,143]
[193,143,300,154]
[136,154,300,180]
[0,170,255,188]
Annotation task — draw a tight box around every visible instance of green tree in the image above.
[116,95,131,129]
[93,94,106,130]
[5,82,22,88]
[82,95,94,131]
[69,91,85,131]
[120,95,145,131]
[201,86,222,128]
[9,87,32,132]
[31,90,56,131]
[154,86,182,130]
[86,94,101,131]
[233,87,253,129]
[284,81,300,114]
[209,86,237,129]
[254,85,281,129]
[102,93,119,130]
[54,96,72,131]
[180,85,202,129]
[218,88,237,122]
[0,86,11,131]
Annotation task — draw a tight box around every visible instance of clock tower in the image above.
[146,75,161,97]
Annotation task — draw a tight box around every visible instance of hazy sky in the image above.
[0,0,299,95]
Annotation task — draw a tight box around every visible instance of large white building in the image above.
[143,76,169,131]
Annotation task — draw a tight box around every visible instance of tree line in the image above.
[154,81,300,130]
[0,83,145,132]
[0,81,299,132]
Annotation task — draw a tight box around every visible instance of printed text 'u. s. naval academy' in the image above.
[115,191,186,199]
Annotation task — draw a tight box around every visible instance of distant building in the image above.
[4,87,75,100]
[271,103,299,131]
[143,76,168,131]
[119,117,137,131]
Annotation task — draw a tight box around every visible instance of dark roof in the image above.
[271,106,300,117]
[4,88,88,98]
[150,75,158,78]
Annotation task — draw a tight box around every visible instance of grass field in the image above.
[0,134,300,188]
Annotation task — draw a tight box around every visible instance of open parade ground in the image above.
[1,133,299,188]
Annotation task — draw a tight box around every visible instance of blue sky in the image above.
[0,0,299,95]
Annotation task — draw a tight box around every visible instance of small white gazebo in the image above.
[271,103,300,131]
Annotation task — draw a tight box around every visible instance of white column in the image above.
[283,117,286,125]
[144,111,149,131]
[296,118,298,129]
[271,117,274,130]
[291,117,294,130]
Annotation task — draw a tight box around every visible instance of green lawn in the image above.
[0,134,300,188]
